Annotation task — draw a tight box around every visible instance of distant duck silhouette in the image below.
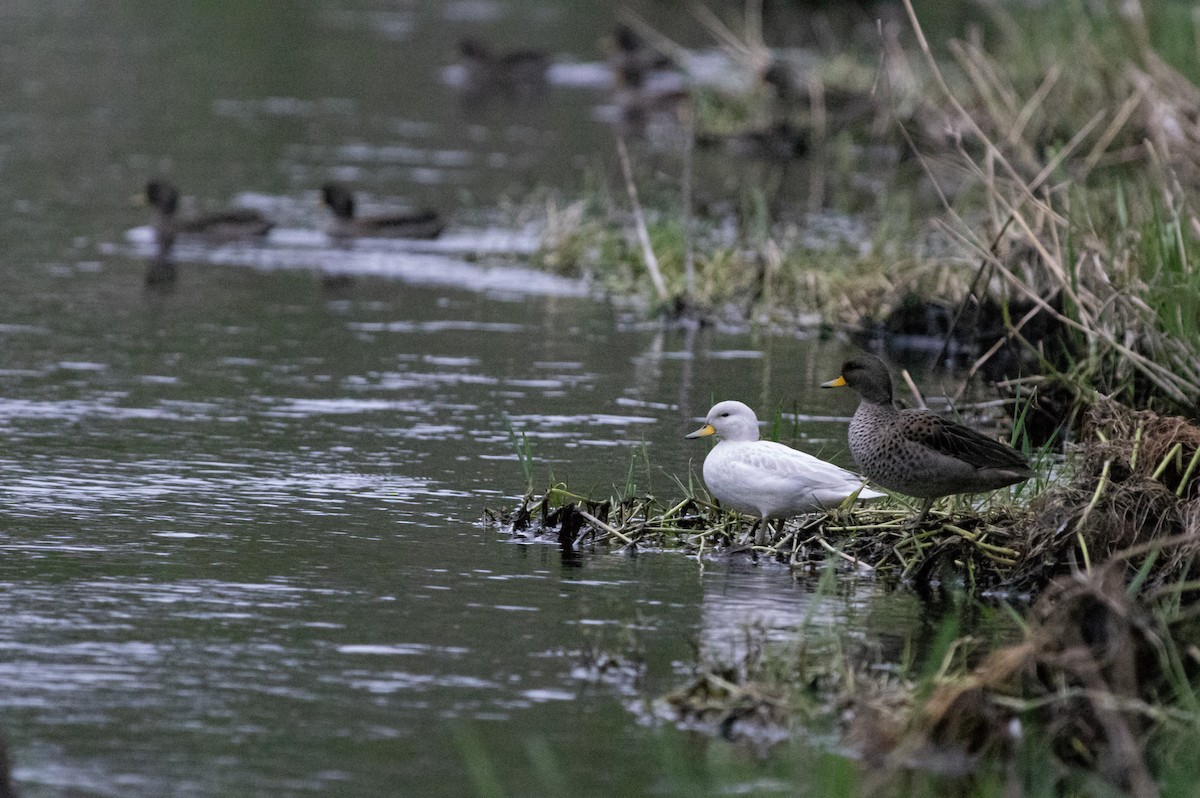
[607,23,675,87]
[761,57,879,133]
[686,60,811,161]
[457,37,550,97]
[761,59,798,102]
[320,182,445,240]
[141,179,274,254]
[603,25,688,135]
[695,120,809,160]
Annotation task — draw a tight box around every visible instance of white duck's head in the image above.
[685,400,761,443]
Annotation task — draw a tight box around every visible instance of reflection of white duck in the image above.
[698,562,840,663]
[686,400,885,544]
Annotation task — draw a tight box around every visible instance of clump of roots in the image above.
[489,484,1033,591]
[851,566,1188,798]
[487,398,1200,598]
[1015,397,1200,593]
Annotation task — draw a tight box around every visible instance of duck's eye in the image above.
[720,412,729,417]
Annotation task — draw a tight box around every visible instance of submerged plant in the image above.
[504,417,535,495]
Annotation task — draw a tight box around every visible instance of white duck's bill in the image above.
[685,424,716,439]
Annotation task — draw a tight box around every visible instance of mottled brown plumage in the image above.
[822,353,1035,522]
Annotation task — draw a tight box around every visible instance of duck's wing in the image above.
[183,208,274,235]
[736,442,872,489]
[900,409,1031,470]
[705,442,883,516]
[359,210,444,239]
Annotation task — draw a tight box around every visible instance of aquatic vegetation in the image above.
[862,565,1200,798]
[1014,398,1200,592]
[504,417,536,495]
[894,0,1200,418]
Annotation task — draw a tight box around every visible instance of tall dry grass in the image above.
[894,0,1200,413]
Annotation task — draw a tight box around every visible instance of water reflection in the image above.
[143,254,178,291]
[120,220,577,298]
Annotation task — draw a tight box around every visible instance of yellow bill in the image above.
[820,375,847,388]
[685,423,715,439]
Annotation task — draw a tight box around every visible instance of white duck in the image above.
[686,400,885,545]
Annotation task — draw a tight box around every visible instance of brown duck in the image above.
[457,38,550,97]
[142,179,274,252]
[821,353,1035,523]
[320,182,444,240]
[607,23,674,87]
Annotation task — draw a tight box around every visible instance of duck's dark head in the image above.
[320,182,355,220]
[613,24,641,53]
[822,354,894,404]
[458,38,490,60]
[143,180,179,215]
[761,60,797,98]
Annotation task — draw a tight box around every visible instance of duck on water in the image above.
[320,182,445,240]
[140,179,275,286]
[141,179,274,251]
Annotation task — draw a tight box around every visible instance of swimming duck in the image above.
[686,400,884,545]
[457,38,550,97]
[821,353,1035,523]
[320,183,445,240]
[694,120,809,160]
[607,24,675,87]
[141,179,274,254]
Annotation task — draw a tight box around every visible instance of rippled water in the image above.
[0,2,996,795]
[2,262,932,795]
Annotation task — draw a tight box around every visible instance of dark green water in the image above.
[0,2,974,795]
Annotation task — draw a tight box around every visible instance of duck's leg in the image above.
[911,497,935,526]
[744,518,762,546]
[755,519,771,547]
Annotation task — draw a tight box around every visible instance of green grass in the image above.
[1140,198,1200,349]
[504,416,535,495]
